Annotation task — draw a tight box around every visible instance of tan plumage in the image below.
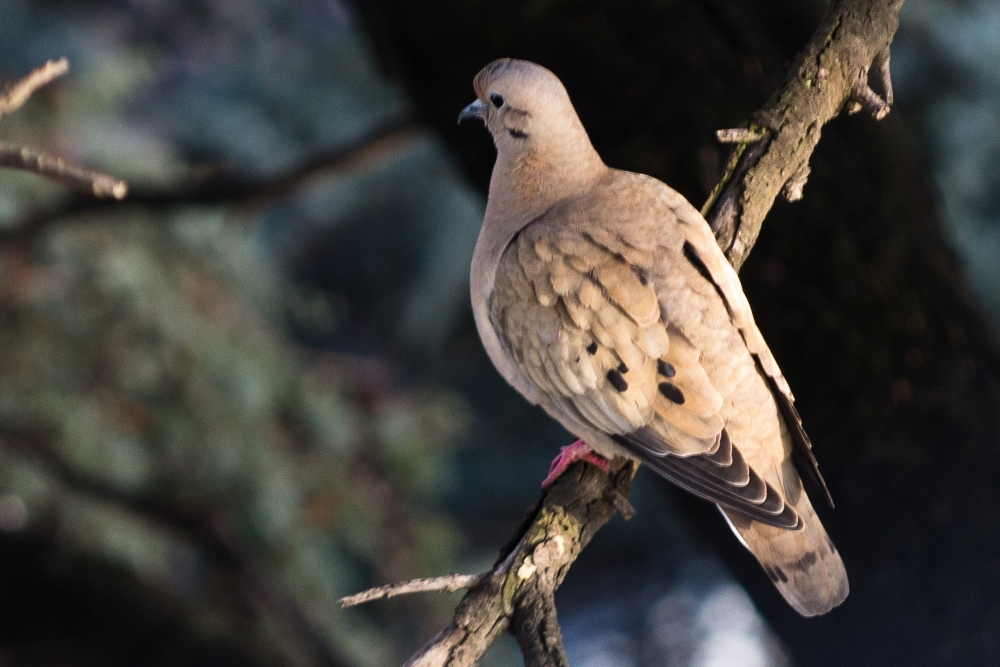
[464,59,847,616]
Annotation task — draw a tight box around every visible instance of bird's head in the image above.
[459,59,594,160]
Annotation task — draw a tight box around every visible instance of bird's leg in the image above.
[541,439,610,488]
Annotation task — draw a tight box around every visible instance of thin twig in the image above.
[716,127,765,144]
[0,58,69,117]
[0,57,130,201]
[340,574,484,608]
[0,144,128,199]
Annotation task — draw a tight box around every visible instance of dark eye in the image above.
[490,92,505,108]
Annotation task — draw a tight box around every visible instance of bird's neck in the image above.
[470,137,606,315]
[486,139,606,226]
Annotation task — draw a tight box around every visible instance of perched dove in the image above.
[460,58,848,617]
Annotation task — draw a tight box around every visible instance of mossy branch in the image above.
[347,460,636,667]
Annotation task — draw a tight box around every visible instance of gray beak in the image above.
[458,99,486,124]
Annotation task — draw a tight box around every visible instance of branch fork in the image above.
[342,460,637,667]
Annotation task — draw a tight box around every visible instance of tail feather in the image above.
[722,492,848,617]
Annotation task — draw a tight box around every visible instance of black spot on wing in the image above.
[507,127,528,139]
[657,360,676,378]
[658,382,685,404]
[586,341,598,355]
[773,565,789,583]
[617,361,628,374]
[606,369,628,392]
[630,265,650,286]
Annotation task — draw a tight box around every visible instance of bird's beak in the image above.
[458,99,486,124]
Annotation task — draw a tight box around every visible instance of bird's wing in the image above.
[669,198,833,507]
[489,211,802,529]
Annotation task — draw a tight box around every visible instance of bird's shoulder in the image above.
[547,169,692,250]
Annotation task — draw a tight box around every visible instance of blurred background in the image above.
[0,0,998,665]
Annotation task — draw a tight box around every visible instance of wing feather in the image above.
[490,219,803,529]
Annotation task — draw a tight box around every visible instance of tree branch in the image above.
[0,144,128,199]
[397,460,637,667]
[337,7,910,667]
[703,0,905,270]
[328,0,909,662]
[0,115,419,243]
[340,574,484,608]
[0,58,68,118]
[0,58,129,200]
[347,2,908,666]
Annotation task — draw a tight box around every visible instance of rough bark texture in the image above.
[705,0,904,269]
[403,461,636,666]
[354,0,1000,665]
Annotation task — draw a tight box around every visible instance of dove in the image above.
[460,58,847,616]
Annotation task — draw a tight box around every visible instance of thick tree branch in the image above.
[349,2,908,666]
[703,0,904,270]
[394,460,637,667]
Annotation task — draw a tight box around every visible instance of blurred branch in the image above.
[2,115,420,243]
[0,424,350,667]
[0,144,128,199]
[0,58,68,117]
[0,58,129,200]
[342,2,906,666]
[703,0,904,270]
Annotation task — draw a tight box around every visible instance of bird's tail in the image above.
[721,486,848,617]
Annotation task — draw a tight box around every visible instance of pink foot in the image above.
[542,439,611,489]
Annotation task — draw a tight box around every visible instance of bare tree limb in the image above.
[0,115,419,243]
[0,58,68,118]
[0,144,128,199]
[400,460,637,667]
[340,574,484,608]
[702,0,905,270]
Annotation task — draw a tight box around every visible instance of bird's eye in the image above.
[490,92,505,108]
